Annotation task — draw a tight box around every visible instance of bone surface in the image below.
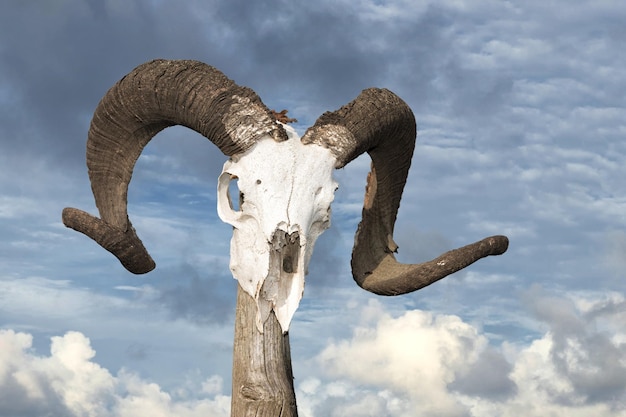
[217,124,338,333]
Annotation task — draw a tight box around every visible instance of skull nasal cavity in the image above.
[283,256,294,273]
[272,232,300,274]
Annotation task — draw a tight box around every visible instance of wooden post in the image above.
[231,285,298,417]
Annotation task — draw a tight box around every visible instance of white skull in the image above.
[217,124,338,333]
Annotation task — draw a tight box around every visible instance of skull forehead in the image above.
[223,127,337,235]
[226,127,334,187]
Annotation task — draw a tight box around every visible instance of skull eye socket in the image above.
[217,171,245,227]
[228,177,243,212]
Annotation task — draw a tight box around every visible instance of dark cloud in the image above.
[125,342,149,361]
[523,285,626,407]
[450,347,517,400]
[585,297,626,321]
[0,377,73,417]
[156,262,237,325]
[208,0,391,102]
[0,1,230,170]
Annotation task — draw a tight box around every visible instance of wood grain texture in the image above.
[231,286,297,417]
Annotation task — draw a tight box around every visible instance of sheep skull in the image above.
[62,59,509,337]
[217,124,337,332]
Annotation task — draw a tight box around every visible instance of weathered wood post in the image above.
[62,59,509,416]
[231,287,297,416]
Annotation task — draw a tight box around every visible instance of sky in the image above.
[1,0,625,416]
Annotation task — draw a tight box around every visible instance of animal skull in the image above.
[217,125,337,332]
[62,59,508,336]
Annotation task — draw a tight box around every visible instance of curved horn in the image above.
[302,88,508,295]
[63,59,287,274]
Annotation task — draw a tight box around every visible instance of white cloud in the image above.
[0,274,236,394]
[297,297,626,417]
[0,330,230,417]
[0,196,45,219]
[314,300,486,416]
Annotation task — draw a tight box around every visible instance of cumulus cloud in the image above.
[522,286,626,407]
[297,298,626,417]
[311,300,497,416]
[0,330,230,417]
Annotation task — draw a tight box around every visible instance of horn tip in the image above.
[485,235,509,256]
[62,206,156,275]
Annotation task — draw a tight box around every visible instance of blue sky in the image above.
[1,1,625,416]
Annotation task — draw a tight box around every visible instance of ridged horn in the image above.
[302,88,508,295]
[63,59,287,274]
